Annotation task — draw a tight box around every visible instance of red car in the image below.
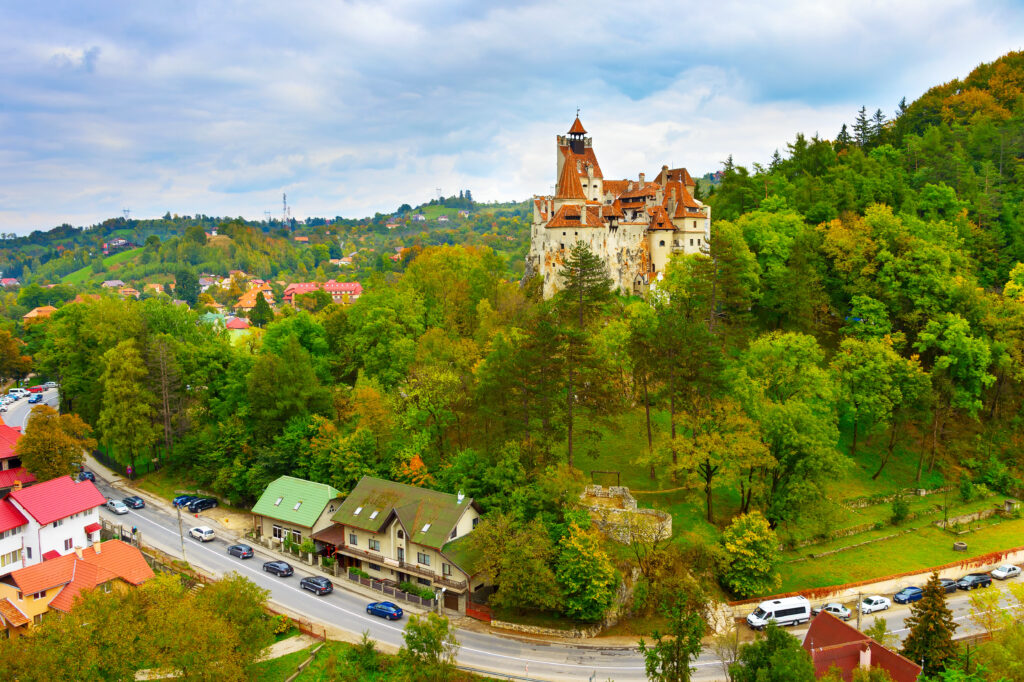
[27,386,43,394]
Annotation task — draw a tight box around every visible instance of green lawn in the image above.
[418,205,460,219]
[249,647,310,682]
[62,247,143,284]
[778,515,1024,593]
[135,469,202,503]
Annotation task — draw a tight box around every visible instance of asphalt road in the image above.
[1,387,60,429]
[5,392,1020,680]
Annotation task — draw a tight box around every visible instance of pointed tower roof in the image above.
[556,156,587,200]
[568,116,587,135]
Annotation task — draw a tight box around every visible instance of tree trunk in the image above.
[873,421,898,480]
[643,376,654,479]
[850,414,859,459]
[566,363,574,469]
[669,372,677,467]
[704,461,714,524]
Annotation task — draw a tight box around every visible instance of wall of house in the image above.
[0,526,26,577]
[343,519,471,590]
[450,506,480,540]
[257,516,311,545]
[19,507,100,565]
[0,583,60,637]
[311,501,342,535]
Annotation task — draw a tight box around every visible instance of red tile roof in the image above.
[555,157,587,200]
[84,522,101,534]
[323,281,362,295]
[0,598,28,627]
[9,476,106,525]
[619,182,659,199]
[604,200,624,218]
[560,146,604,180]
[0,467,36,490]
[226,317,250,330]
[0,499,27,533]
[41,550,60,561]
[7,541,154,611]
[803,612,922,682]
[568,116,587,135]
[602,180,630,197]
[0,423,22,460]
[647,205,674,230]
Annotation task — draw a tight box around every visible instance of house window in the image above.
[659,240,665,247]
[25,548,31,560]
[397,530,404,539]
[397,547,405,562]
[417,552,431,566]
[689,239,694,246]
[368,563,382,572]
[368,539,380,552]
[291,530,301,544]
[32,591,45,600]
[349,533,358,546]
[418,578,431,586]
[450,528,457,540]
[272,525,284,540]
[63,539,73,551]
[697,239,702,245]
[33,614,43,626]
[560,243,565,250]
[274,497,283,506]
[102,582,112,593]
[293,501,302,511]
[443,563,452,576]
[562,232,566,236]
[52,520,63,529]
[0,549,20,567]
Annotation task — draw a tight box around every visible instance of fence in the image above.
[466,602,492,622]
[345,573,436,608]
[92,446,161,478]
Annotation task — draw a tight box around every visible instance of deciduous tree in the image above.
[15,404,96,481]
[398,612,459,682]
[638,594,706,682]
[730,623,816,682]
[719,512,781,598]
[556,520,617,621]
[98,339,158,471]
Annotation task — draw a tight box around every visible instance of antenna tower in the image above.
[123,209,131,220]
[264,210,272,224]
[282,193,291,225]
[435,187,443,200]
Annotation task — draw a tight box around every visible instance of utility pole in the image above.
[856,591,862,629]
[176,504,188,564]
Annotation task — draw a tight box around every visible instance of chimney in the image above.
[12,480,21,491]
[668,187,677,216]
[639,172,645,185]
[859,643,872,669]
[74,546,83,560]
[457,490,465,504]
[94,541,102,554]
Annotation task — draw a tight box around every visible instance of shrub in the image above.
[299,539,316,555]
[720,512,781,598]
[283,537,296,553]
[272,614,291,635]
[890,494,909,525]
[321,556,335,570]
[349,567,370,579]
[399,581,436,600]
[959,478,976,503]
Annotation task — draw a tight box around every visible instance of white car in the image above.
[105,499,129,515]
[189,526,215,542]
[43,381,58,389]
[992,565,1021,580]
[859,596,891,614]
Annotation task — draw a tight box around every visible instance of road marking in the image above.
[115,506,651,673]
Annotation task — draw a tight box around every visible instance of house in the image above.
[234,284,274,312]
[412,214,427,222]
[251,476,343,548]
[4,476,107,575]
[101,279,125,289]
[0,278,20,288]
[339,257,354,266]
[282,281,363,306]
[198,276,218,292]
[803,612,922,681]
[118,287,140,299]
[22,306,57,322]
[0,424,35,496]
[0,540,154,638]
[386,223,399,230]
[437,215,449,223]
[458,210,470,219]
[199,312,226,327]
[145,283,164,295]
[313,476,483,612]
[293,236,309,243]
[225,317,250,330]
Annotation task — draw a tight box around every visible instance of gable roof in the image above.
[0,598,28,627]
[9,476,106,525]
[332,476,477,550]
[0,467,36,490]
[803,612,922,682]
[441,533,483,578]
[226,317,250,330]
[0,423,21,460]
[0,499,28,533]
[251,476,342,528]
[23,306,57,320]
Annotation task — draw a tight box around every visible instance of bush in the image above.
[959,478,976,503]
[349,567,370,579]
[399,581,436,601]
[272,614,291,635]
[299,539,316,555]
[890,494,909,525]
[283,537,296,553]
[321,556,335,570]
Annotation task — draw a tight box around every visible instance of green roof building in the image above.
[251,476,343,547]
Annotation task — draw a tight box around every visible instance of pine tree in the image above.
[835,124,853,149]
[248,291,273,327]
[853,106,872,147]
[871,108,887,144]
[175,268,200,306]
[902,572,958,676]
[769,149,783,170]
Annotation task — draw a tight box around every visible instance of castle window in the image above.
[574,232,578,236]
[690,239,694,246]
[563,232,566,236]
[659,240,665,247]
[697,239,702,245]
[560,243,565,250]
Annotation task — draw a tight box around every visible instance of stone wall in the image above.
[580,485,672,544]
[490,619,604,639]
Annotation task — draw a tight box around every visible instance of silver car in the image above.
[812,602,852,621]
[106,499,129,515]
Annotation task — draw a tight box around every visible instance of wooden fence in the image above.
[345,573,436,608]
[466,602,492,622]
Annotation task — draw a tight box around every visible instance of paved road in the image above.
[7,393,1019,680]
[1,387,60,429]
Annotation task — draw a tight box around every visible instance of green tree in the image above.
[98,339,158,471]
[246,336,332,442]
[638,595,706,682]
[730,623,816,682]
[0,328,31,387]
[902,572,958,677]
[397,612,459,682]
[555,241,613,468]
[15,405,96,482]
[175,268,200,306]
[247,291,274,327]
[471,513,560,613]
[555,520,617,621]
[719,512,781,598]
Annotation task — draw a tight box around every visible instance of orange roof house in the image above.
[803,612,922,682]
[22,306,57,321]
[235,284,274,312]
[0,540,154,637]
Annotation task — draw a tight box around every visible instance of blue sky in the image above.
[1,1,1023,233]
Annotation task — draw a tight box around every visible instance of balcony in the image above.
[335,545,467,591]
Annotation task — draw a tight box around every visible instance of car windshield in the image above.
[751,608,766,618]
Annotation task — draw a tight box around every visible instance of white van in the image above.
[746,596,811,630]
[8,388,28,398]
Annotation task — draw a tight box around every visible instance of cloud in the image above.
[0,1,1023,232]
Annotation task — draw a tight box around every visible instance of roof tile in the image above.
[252,476,342,528]
[9,476,105,526]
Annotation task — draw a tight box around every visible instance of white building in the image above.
[2,476,106,575]
[526,116,711,297]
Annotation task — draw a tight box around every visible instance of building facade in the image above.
[526,117,711,297]
[251,476,343,547]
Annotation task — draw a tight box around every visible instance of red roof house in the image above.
[0,423,22,462]
[0,500,28,534]
[803,612,921,681]
[226,317,250,330]
[8,476,106,526]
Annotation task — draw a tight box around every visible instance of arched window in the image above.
[397,530,404,539]
[659,240,665,247]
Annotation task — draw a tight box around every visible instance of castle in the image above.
[525,117,711,297]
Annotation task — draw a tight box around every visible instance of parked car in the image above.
[187,497,218,513]
[43,381,57,389]
[78,471,95,482]
[172,495,197,508]
[992,565,1021,580]
[28,394,42,404]
[27,386,43,394]
[746,596,811,630]
[300,576,333,596]
[811,602,852,621]
[263,560,293,577]
[894,587,924,604]
[366,601,403,620]
[227,544,254,559]
[859,596,892,614]
[188,526,215,542]
[122,496,145,509]
[957,573,993,590]
[939,578,958,594]
[105,499,129,515]
[0,403,7,413]
[7,388,26,398]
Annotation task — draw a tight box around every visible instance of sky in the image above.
[1,1,1023,234]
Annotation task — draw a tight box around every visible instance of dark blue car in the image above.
[366,601,403,620]
[28,394,42,404]
[173,494,197,507]
[894,586,924,604]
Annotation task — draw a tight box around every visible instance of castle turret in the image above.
[568,116,587,154]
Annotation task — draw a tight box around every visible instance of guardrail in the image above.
[456,665,547,681]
